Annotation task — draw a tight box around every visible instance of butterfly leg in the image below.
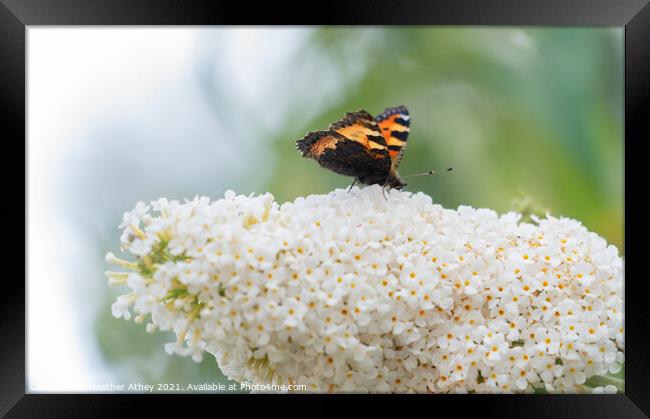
[381,180,390,200]
[347,177,358,193]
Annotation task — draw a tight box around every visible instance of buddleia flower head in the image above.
[106,185,624,393]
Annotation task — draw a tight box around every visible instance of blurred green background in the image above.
[31,27,623,391]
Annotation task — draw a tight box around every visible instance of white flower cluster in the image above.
[106,185,624,393]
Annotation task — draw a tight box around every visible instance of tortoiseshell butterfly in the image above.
[296,106,412,190]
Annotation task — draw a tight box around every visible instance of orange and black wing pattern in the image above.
[296,110,391,185]
[375,106,410,170]
[329,110,389,154]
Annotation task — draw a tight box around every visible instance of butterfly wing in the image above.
[296,130,345,159]
[329,110,389,154]
[376,106,410,171]
[296,110,391,183]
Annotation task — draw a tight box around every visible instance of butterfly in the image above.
[296,106,411,191]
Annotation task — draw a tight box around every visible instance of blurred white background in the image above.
[28,28,196,392]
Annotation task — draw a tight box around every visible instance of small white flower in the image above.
[281,299,308,328]
[561,361,587,387]
[592,384,618,394]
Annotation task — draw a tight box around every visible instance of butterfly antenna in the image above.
[402,167,453,179]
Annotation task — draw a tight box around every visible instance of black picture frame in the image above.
[3,0,649,417]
